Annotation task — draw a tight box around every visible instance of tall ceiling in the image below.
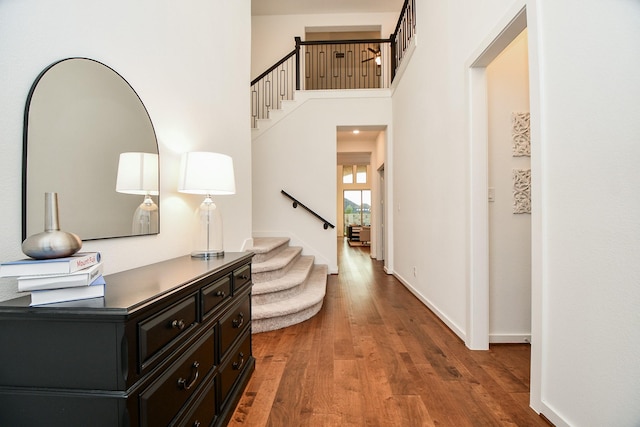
[252,0,405,16]
[252,1,395,147]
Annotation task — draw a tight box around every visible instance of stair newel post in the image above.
[295,36,301,91]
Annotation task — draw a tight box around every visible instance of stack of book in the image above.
[0,252,104,306]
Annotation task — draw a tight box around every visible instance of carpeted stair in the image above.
[246,237,328,333]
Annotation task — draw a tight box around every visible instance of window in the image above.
[356,165,367,183]
[342,165,367,184]
[344,190,371,233]
[342,165,353,184]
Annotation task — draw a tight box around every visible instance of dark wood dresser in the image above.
[0,252,254,427]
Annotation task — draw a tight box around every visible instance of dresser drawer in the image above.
[219,329,252,405]
[233,264,251,293]
[202,275,232,320]
[174,374,217,427]
[219,292,251,358]
[138,293,198,369]
[139,329,215,427]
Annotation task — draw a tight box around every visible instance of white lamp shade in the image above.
[178,152,236,195]
[116,152,159,195]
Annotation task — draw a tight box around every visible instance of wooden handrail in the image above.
[281,190,335,230]
[251,48,298,86]
[297,38,391,46]
[392,0,412,40]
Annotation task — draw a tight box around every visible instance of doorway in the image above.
[467,5,530,349]
[467,0,545,416]
[486,29,531,344]
[336,125,387,261]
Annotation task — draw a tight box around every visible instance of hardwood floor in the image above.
[229,239,548,426]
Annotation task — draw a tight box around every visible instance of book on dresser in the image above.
[17,262,104,292]
[29,277,106,306]
[0,252,101,277]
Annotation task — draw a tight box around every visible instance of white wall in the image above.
[251,12,398,80]
[391,0,496,339]
[0,0,252,302]
[486,30,531,343]
[252,91,392,274]
[531,1,640,425]
[392,0,640,425]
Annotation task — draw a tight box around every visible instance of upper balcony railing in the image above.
[250,0,416,128]
[298,38,392,91]
[391,0,416,81]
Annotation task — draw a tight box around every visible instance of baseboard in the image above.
[489,334,531,344]
[537,401,568,427]
[393,271,466,343]
[240,237,254,252]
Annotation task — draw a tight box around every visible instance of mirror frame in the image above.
[22,57,160,241]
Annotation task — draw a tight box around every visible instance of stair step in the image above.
[252,264,328,333]
[280,99,296,110]
[252,97,298,133]
[252,256,314,304]
[251,246,302,282]
[254,117,272,130]
[246,237,290,263]
[248,235,328,334]
[267,108,285,121]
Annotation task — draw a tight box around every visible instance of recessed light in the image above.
[353,130,360,134]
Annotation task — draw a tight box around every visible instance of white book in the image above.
[0,252,101,277]
[18,262,104,291]
[30,282,105,306]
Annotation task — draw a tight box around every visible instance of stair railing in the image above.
[250,0,416,127]
[281,190,335,230]
[250,48,299,128]
[391,0,417,81]
[297,38,392,90]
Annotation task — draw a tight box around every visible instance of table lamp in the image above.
[178,151,235,258]
[115,152,159,235]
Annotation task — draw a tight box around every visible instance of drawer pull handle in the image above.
[232,312,244,329]
[171,319,186,330]
[194,421,201,427]
[238,274,249,280]
[177,361,200,390]
[233,352,245,370]
[215,290,226,298]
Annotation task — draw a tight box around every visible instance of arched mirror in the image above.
[23,58,160,241]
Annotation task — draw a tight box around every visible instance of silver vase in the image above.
[22,192,82,259]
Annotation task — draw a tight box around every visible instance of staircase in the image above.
[246,237,328,333]
[252,95,301,138]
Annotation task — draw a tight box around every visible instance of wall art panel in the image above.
[513,168,531,214]
[512,112,530,156]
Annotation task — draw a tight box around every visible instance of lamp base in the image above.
[191,250,224,259]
